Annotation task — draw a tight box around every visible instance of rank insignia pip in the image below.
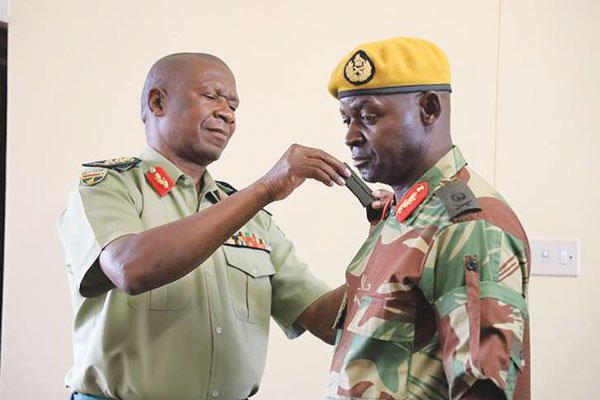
[145,166,174,197]
[395,181,428,223]
[82,157,141,172]
[80,170,108,186]
[224,231,271,253]
[344,50,375,85]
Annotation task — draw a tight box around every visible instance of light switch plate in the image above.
[530,238,580,277]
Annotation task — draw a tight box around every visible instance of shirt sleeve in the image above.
[58,170,144,297]
[266,215,331,339]
[423,219,529,400]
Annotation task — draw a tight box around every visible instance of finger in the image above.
[372,189,384,198]
[372,189,392,200]
[308,149,351,178]
[302,158,345,186]
[304,165,336,187]
[371,200,383,209]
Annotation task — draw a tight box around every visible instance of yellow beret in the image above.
[328,37,451,99]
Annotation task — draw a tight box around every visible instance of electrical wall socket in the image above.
[530,238,580,277]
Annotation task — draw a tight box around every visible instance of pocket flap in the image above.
[346,295,415,342]
[223,245,275,278]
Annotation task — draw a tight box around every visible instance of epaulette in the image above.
[82,157,141,172]
[215,180,272,216]
[215,180,238,195]
[435,180,481,220]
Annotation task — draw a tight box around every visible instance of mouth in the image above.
[352,157,371,168]
[205,127,230,144]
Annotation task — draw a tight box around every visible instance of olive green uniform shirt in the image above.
[58,147,330,400]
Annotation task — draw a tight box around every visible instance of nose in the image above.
[344,122,365,148]
[214,100,235,124]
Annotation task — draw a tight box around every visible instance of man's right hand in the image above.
[258,144,350,202]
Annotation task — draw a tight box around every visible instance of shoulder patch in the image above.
[82,157,141,172]
[436,180,481,220]
[216,180,238,195]
[80,169,107,186]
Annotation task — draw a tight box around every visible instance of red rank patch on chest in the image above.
[395,181,428,223]
[145,166,175,197]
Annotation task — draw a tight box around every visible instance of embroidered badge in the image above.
[82,157,141,172]
[224,231,271,253]
[80,170,108,186]
[145,166,174,197]
[344,50,375,85]
[395,181,428,223]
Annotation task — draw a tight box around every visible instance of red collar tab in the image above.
[395,181,428,223]
[380,196,394,222]
[145,166,175,197]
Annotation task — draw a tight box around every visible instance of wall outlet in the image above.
[530,238,580,277]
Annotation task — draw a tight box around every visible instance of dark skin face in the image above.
[146,57,239,183]
[340,91,450,199]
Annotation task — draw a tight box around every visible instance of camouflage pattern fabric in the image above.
[327,147,530,400]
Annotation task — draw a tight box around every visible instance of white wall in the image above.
[1,0,597,399]
[496,1,600,398]
[0,0,8,23]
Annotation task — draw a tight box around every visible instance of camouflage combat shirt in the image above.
[327,147,530,400]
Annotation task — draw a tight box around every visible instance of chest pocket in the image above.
[223,245,275,324]
[127,276,191,311]
[347,295,416,342]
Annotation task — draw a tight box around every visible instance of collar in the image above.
[139,146,220,200]
[392,146,468,225]
[201,173,221,204]
[139,146,187,183]
[419,145,467,193]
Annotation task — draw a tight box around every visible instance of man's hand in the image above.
[258,144,350,201]
[366,188,394,224]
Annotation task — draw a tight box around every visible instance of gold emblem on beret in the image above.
[344,50,375,85]
[80,170,108,186]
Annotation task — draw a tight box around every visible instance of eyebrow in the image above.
[196,83,239,105]
[341,98,377,113]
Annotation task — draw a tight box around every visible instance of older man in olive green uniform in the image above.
[59,53,355,400]
[325,38,530,399]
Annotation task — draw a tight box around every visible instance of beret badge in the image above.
[343,50,375,86]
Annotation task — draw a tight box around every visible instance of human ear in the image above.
[419,91,442,126]
[148,88,167,117]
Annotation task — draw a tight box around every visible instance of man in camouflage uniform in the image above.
[325,38,530,399]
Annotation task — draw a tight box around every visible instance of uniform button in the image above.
[211,389,219,397]
[251,268,258,275]
[182,178,191,186]
[206,269,214,276]
[215,326,223,334]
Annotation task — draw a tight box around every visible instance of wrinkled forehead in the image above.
[167,57,238,98]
